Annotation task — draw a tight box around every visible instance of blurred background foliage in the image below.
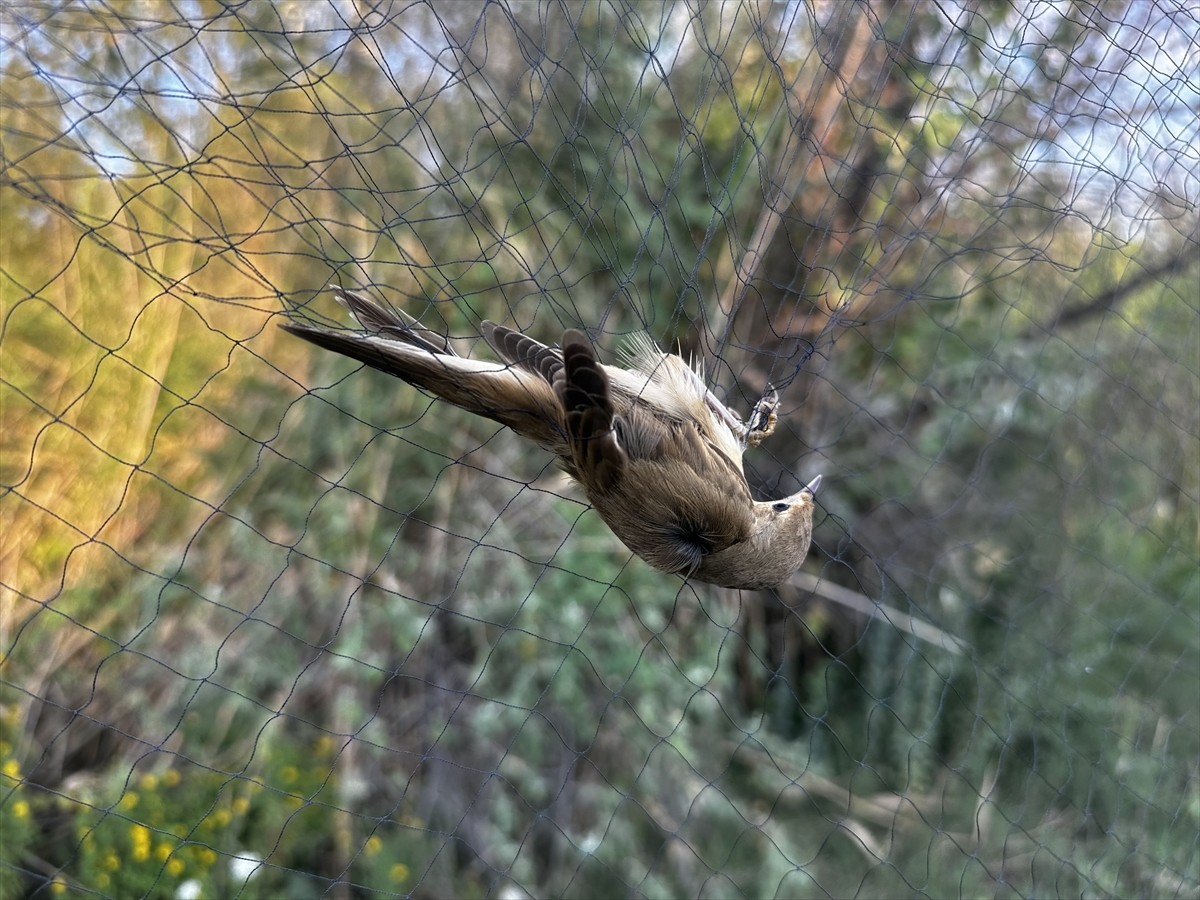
[2,1,1197,897]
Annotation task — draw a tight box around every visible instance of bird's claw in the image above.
[743,385,779,448]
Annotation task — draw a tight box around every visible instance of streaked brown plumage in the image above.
[281,289,820,589]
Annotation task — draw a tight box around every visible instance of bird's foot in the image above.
[743,385,778,448]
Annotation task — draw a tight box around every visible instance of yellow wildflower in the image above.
[131,824,151,861]
[390,863,410,883]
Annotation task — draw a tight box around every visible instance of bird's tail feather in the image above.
[281,293,564,449]
[336,288,457,355]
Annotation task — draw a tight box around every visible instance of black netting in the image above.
[2,2,1197,898]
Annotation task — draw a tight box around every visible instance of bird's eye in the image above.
[772,502,790,512]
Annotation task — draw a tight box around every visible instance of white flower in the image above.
[175,880,203,900]
[229,851,262,883]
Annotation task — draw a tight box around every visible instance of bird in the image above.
[280,289,821,590]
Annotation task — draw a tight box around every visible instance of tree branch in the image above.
[1030,251,1197,337]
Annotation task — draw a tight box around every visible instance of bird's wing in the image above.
[482,322,564,384]
[556,330,626,492]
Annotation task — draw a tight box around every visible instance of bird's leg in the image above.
[704,389,746,434]
[743,385,778,448]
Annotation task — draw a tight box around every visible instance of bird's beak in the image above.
[780,475,821,506]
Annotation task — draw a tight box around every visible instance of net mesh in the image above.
[2,2,1197,897]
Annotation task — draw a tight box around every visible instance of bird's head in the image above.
[741,474,822,586]
[760,474,821,536]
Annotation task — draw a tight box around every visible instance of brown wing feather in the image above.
[482,321,563,383]
[556,330,624,492]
